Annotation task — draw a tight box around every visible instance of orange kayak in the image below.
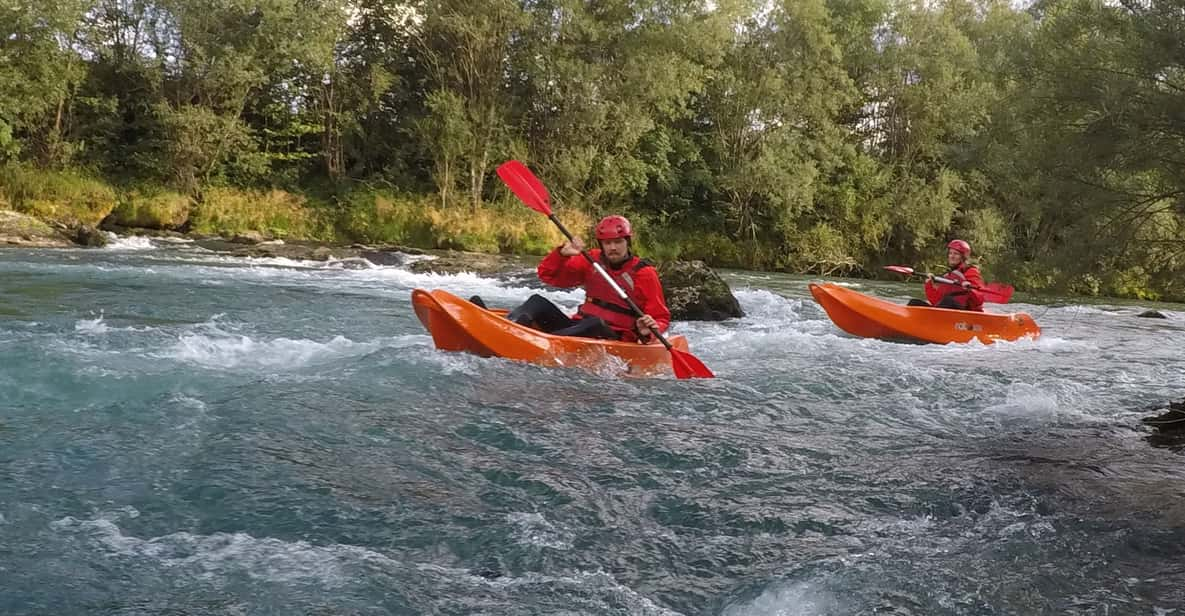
[809,282,1040,344]
[411,288,692,376]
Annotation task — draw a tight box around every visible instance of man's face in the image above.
[601,237,630,264]
[947,248,964,268]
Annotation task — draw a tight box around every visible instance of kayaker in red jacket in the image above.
[491,215,671,342]
[922,239,985,311]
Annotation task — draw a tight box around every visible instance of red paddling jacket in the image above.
[537,247,671,342]
[925,263,985,311]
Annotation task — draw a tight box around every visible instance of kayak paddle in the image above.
[883,265,918,276]
[883,265,1014,303]
[495,159,714,379]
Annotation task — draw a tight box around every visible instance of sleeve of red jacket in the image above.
[633,267,671,334]
[537,247,590,288]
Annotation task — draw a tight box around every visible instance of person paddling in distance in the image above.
[473,215,671,342]
[908,239,985,311]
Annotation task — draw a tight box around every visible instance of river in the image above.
[2,237,1183,615]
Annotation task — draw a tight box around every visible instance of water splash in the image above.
[723,581,842,616]
[159,331,422,371]
[103,234,157,251]
[74,313,109,335]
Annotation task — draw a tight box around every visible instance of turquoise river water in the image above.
[2,237,1184,615]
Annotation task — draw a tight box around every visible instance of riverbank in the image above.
[0,164,586,257]
[1,161,1182,303]
[0,213,742,323]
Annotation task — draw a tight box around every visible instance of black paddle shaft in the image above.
[547,214,676,351]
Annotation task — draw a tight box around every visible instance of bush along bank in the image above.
[0,166,586,256]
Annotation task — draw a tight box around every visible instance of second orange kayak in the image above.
[411,288,692,376]
[809,282,1040,344]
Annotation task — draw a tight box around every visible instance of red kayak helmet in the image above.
[947,239,971,257]
[595,215,632,241]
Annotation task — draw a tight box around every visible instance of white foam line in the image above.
[723,580,841,616]
[16,252,587,307]
[50,513,399,587]
[157,332,426,370]
[103,234,158,251]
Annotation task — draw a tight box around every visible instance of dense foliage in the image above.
[2,0,1183,298]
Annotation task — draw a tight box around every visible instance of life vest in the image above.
[924,263,983,310]
[576,254,653,334]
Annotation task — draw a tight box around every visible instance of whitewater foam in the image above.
[723,580,842,616]
[159,331,420,371]
[74,314,109,335]
[50,512,398,587]
[468,570,684,616]
[507,512,574,550]
[984,383,1062,419]
[732,288,805,324]
[103,234,157,251]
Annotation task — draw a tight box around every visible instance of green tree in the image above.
[979,0,1185,294]
[0,0,91,165]
[691,0,857,266]
[512,0,734,215]
[414,0,528,209]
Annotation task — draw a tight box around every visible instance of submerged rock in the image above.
[67,224,109,248]
[408,251,527,276]
[1137,310,1168,319]
[358,249,408,267]
[1141,399,1185,449]
[191,238,427,266]
[657,260,744,321]
[229,230,267,244]
[100,222,190,240]
[235,243,349,262]
[352,243,425,256]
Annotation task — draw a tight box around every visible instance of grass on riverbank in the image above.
[109,187,191,230]
[0,164,587,254]
[335,190,589,255]
[0,164,117,226]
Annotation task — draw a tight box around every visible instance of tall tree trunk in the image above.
[53,97,64,137]
[469,104,496,211]
[40,96,67,167]
[470,146,488,212]
[322,80,342,179]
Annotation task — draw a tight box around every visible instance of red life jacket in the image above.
[924,263,985,311]
[577,254,654,335]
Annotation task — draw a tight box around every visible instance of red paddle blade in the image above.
[884,265,916,276]
[979,283,1014,303]
[496,160,552,216]
[670,348,714,379]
